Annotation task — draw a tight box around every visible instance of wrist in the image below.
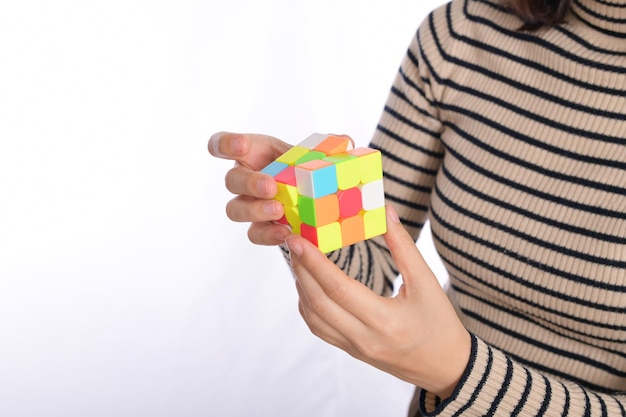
[426,328,472,399]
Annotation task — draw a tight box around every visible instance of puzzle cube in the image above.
[261,133,386,253]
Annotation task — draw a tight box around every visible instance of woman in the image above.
[209,0,626,414]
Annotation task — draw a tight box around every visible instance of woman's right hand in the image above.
[208,131,292,245]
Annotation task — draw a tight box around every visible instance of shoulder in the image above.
[418,0,523,46]
[414,0,526,68]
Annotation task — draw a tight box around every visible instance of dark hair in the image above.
[507,0,571,30]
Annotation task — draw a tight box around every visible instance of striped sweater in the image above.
[319,0,626,415]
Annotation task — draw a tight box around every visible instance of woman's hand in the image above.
[286,204,471,399]
[208,132,292,245]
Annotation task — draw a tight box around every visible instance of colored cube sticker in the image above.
[261,133,386,253]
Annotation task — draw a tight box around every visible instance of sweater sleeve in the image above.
[419,335,626,416]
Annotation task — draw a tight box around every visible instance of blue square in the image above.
[312,164,337,198]
[260,161,288,177]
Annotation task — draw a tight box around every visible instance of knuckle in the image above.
[225,167,265,198]
[308,297,328,317]
[226,196,260,223]
[325,283,347,303]
[246,172,260,194]
[300,309,323,337]
[355,339,384,361]
[308,323,324,339]
[299,296,331,326]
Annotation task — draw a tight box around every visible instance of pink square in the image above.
[274,165,296,186]
[337,187,362,218]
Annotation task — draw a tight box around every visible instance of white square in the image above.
[359,179,385,210]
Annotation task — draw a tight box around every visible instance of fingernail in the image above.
[387,204,400,224]
[208,132,225,157]
[286,236,303,257]
[263,201,278,216]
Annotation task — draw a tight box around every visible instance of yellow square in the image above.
[323,154,360,190]
[276,146,310,165]
[363,207,387,239]
[284,205,302,234]
[276,183,298,206]
[350,148,383,184]
[317,222,343,253]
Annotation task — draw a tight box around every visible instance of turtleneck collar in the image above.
[570,0,626,37]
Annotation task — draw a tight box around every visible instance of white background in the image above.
[0,1,446,416]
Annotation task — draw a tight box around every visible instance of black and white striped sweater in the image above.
[319,0,626,415]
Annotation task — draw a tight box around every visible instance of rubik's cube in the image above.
[261,133,386,253]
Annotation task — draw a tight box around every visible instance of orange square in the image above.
[314,135,352,155]
[315,194,340,226]
[340,215,365,247]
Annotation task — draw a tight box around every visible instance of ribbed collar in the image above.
[570,0,626,37]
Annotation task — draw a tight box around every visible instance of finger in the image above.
[225,195,284,223]
[295,282,353,350]
[286,234,380,323]
[208,132,291,171]
[383,204,438,293]
[224,165,277,199]
[247,222,291,246]
[296,297,365,361]
[291,250,366,341]
[208,131,247,159]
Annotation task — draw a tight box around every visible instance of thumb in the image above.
[383,204,437,292]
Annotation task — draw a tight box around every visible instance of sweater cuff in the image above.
[420,332,559,416]
[420,334,514,416]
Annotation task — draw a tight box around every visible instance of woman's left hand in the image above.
[285,204,471,399]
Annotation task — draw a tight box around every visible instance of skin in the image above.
[208,131,472,399]
[208,131,292,244]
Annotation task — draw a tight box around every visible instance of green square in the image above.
[298,195,317,226]
[295,151,326,165]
